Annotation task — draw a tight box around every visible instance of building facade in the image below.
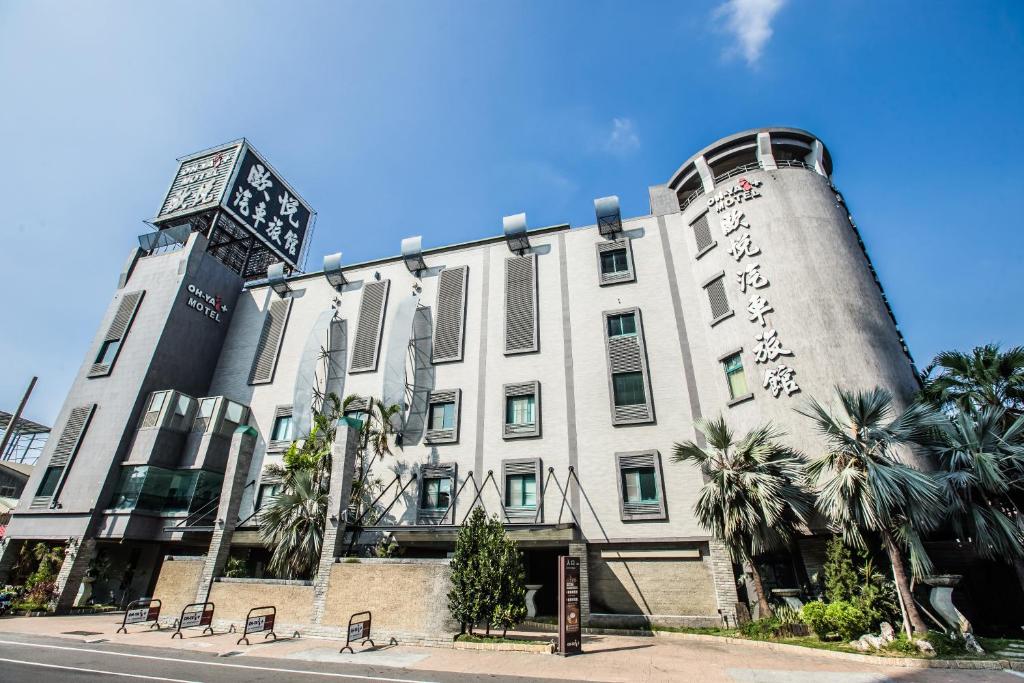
[0,128,918,627]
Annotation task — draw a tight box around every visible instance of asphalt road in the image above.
[0,632,556,683]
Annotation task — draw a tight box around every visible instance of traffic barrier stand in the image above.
[171,602,215,639]
[340,611,374,653]
[237,605,276,645]
[117,598,162,634]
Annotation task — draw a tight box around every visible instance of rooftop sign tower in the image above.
[148,140,315,280]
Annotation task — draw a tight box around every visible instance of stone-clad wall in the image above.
[588,545,720,627]
[208,579,315,629]
[322,559,458,643]
[151,556,204,621]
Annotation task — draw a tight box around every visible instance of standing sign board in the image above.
[172,602,215,639]
[237,605,277,645]
[558,556,582,656]
[117,598,162,633]
[340,611,374,653]
[153,141,314,270]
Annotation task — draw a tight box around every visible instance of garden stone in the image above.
[850,638,871,652]
[914,639,935,655]
[879,622,895,643]
[864,634,884,650]
[963,632,984,654]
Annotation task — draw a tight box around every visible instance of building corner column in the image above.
[707,539,739,627]
[694,155,715,193]
[194,426,257,603]
[568,541,590,626]
[311,420,359,625]
[54,538,97,613]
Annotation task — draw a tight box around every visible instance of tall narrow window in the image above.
[249,298,293,384]
[433,266,469,363]
[690,212,715,257]
[504,254,538,354]
[351,279,391,372]
[721,351,753,405]
[702,272,732,325]
[32,404,95,508]
[269,406,294,449]
[603,308,654,424]
[89,290,145,378]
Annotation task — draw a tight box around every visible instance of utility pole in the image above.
[0,376,37,461]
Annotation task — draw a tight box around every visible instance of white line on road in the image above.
[0,656,202,682]
[0,639,437,683]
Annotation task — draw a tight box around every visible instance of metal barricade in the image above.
[171,601,215,639]
[340,611,374,653]
[117,598,162,634]
[237,605,277,645]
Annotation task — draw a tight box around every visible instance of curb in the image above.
[651,631,1010,670]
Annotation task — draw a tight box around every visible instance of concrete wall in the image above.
[151,556,204,620]
[321,559,458,642]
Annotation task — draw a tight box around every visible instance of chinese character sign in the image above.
[223,147,312,268]
[156,144,241,219]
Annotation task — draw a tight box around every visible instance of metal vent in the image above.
[705,276,731,322]
[432,266,468,363]
[690,213,714,254]
[249,298,293,385]
[350,280,390,373]
[88,290,144,378]
[504,254,538,354]
[48,405,96,469]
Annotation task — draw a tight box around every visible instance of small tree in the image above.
[448,507,526,635]
[823,537,858,603]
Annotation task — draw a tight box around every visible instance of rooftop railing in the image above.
[676,158,815,212]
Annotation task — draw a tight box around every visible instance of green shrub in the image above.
[739,617,779,640]
[224,557,247,578]
[825,601,870,641]
[823,538,858,603]
[801,599,869,641]
[886,633,918,654]
[923,631,967,657]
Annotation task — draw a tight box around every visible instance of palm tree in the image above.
[920,344,1024,420]
[934,406,1024,594]
[673,416,814,619]
[800,387,946,634]
[258,468,328,578]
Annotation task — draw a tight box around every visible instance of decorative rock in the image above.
[879,622,895,643]
[963,632,984,654]
[850,638,871,652]
[864,634,884,650]
[914,639,936,655]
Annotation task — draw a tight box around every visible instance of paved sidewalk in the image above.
[0,613,1018,682]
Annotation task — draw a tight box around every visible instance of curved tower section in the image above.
[660,128,918,455]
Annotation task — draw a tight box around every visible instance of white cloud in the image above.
[715,0,786,66]
[604,117,640,155]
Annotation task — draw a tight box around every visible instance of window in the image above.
[429,402,455,431]
[271,414,294,442]
[139,391,167,429]
[723,352,750,401]
[344,410,368,425]
[256,482,283,510]
[506,395,535,427]
[600,248,629,275]
[111,465,222,513]
[36,466,63,498]
[220,400,247,436]
[612,372,646,407]
[0,485,15,497]
[607,313,637,338]
[193,397,217,432]
[505,473,536,508]
[596,239,635,286]
[421,477,452,510]
[95,339,121,365]
[621,467,659,504]
[690,212,715,256]
[615,451,667,521]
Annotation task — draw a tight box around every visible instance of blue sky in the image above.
[1,1,1022,425]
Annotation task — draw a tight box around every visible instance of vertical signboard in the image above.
[558,555,582,656]
[221,145,313,269]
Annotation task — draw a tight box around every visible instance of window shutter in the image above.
[350,280,390,372]
[690,212,715,256]
[504,254,538,354]
[249,298,293,385]
[432,266,468,363]
[32,404,95,508]
[604,309,655,425]
[88,290,144,378]
[615,450,667,521]
[596,239,636,285]
[704,275,731,323]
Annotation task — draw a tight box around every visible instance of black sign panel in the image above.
[222,147,312,269]
[558,556,582,656]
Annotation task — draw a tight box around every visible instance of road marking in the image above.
[0,639,436,683]
[0,657,201,682]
